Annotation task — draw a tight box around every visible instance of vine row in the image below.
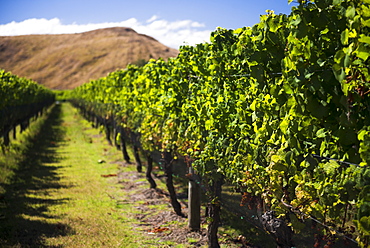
[70,0,370,247]
[0,69,55,147]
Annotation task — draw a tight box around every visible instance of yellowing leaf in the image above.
[280,118,289,134]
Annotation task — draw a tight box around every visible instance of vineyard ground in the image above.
[0,102,267,247]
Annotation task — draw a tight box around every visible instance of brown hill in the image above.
[0,27,179,89]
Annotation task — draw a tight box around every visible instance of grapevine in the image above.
[0,69,55,147]
[70,0,370,246]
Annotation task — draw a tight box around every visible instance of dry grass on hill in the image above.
[0,27,179,89]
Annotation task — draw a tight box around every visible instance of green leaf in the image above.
[332,64,346,83]
[290,15,301,26]
[283,84,293,94]
[358,129,368,141]
[268,17,279,33]
[359,34,370,45]
[359,216,370,235]
[323,160,340,175]
[341,29,349,45]
[363,19,370,28]
[334,50,345,64]
[316,128,326,138]
[345,5,356,19]
[362,4,370,17]
[282,56,296,72]
[356,43,370,61]
[271,161,287,172]
[320,140,327,155]
[344,53,350,68]
[317,58,326,67]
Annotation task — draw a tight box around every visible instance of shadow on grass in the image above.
[0,104,73,247]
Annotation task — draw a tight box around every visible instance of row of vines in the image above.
[0,70,55,148]
[70,0,370,247]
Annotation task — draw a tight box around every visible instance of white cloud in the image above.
[146,15,159,23]
[0,17,211,48]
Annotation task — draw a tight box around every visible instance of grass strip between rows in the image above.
[0,102,160,247]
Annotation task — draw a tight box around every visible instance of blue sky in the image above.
[0,0,298,48]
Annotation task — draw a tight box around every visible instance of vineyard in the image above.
[1,0,370,247]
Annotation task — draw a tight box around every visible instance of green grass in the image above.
[0,102,160,247]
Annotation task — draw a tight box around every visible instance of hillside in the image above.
[0,27,179,89]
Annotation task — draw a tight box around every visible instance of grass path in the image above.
[0,102,153,247]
